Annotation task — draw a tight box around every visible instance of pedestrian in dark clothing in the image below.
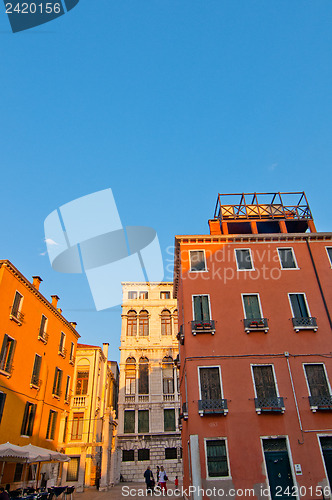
[156,465,160,483]
[0,487,10,500]
[144,466,154,494]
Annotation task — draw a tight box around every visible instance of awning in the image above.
[0,442,30,462]
[0,443,70,463]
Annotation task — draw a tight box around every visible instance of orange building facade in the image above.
[0,260,80,487]
[174,193,332,500]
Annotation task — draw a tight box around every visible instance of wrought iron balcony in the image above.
[191,320,215,335]
[58,347,67,358]
[69,355,76,365]
[292,317,318,332]
[30,377,41,388]
[244,318,269,333]
[309,395,332,412]
[198,398,228,416]
[10,308,24,324]
[38,330,49,344]
[255,397,285,414]
[176,325,184,345]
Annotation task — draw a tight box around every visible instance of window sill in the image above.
[9,314,22,326]
[293,326,318,332]
[30,383,39,390]
[255,408,285,414]
[189,269,208,273]
[310,406,332,413]
[20,435,30,438]
[0,369,11,378]
[205,475,232,481]
[52,394,60,400]
[280,267,300,271]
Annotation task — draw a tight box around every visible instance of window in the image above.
[326,247,332,266]
[14,463,24,482]
[235,249,253,270]
[31,354,42,387]
[278,248,297,269]
[205,439,229,478]
[173,310,178,331]
[165,448,177,460]
[124,410,135,433]
[242,294,262,320]
[69,342,75,363]
[138,357,149,394]
[138,449,150,461]
[193,295,211,322]
[289,293,309,318]
[305,364,331,398]
[59,332,66,354]
[21,402,36,436]
[162,357,174,394]
[76,371,89,395]
[38,315,48,340]
[63,416,68,442]
[199,367,222,401]
[46,410,57,440]
[139,310,149,336]
[66,457,80,481]
[160,291,171,299]
[139,291,148,299]
[128,291,137,299]
[65,375,71,402]
[138,410,149,433]
[161,310,172,336]
[0,334,16,374]
[11,291,23,321]
[0,392,6,424]
[189,250,207,272]
[125,358,136,395]
[127,310,137,336]
[71,412,84,440]
[122,450,135,462]
[52,367,63,397]
[164,409,176,431]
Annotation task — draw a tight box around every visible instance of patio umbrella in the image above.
[0,442,30,461]
[20,445,70,463]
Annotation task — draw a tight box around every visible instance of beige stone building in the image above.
[117,282,182,483]
[58,343,119,491]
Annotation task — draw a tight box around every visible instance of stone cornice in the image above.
[0,259,80,338]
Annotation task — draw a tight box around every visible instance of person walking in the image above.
[158,466,167,493]
[144,466,154,495]
[156,465,160,484]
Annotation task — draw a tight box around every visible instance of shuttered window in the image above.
[289,294,309,318]
[138,358,149,394]
[39,315,47,338]
[11,291,23,317]
[235,249,253,270]
[52,368,63,396]
[253,366,277,399]
[124,410,135,433]
[243,295,261,320]
[71,412,84,440]
[161,310,172,335]
[278,248,297,269]
[127,310,137,336]
[139,310,149,336]
[21,402,36,436]
[305,364,330,397]
[0,334,16,373]
[138,410,149,433]
[31,354,42,386]
[164,409,175,431]
[46,410,57,440]
[76,371,89,395]
[206,440,229,477]
[193,295,210,322]
[65,376,71,401]
[199,367,222,400]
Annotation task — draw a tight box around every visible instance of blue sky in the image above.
[0,0,331,361]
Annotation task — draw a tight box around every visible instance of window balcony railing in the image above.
[10,308,24,324]
[198,399,228,416]
[72,395,87,407]
[69,356,76,366]
[176,325,184,345]
[163,394,175,402]
[30,377,41,388]
[0,362,14,376]
[255,397,285,414]
[244,318,269,333]
[58,347,67,358]
[292,317,318,332]
[191,320,215,335]
[309,395,332,412]
[38,330,49,344]
[125,395,135,403]
[138,395,149,402]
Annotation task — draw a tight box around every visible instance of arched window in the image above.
[139,310,149,337]
[173,310,178,332]
[127,310,137,336]
[162,356,174,394]
[161,310,172,336]
[125,357,136,395]
[138,357,149,394]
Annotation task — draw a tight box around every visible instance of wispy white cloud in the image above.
[268,162,278,172]
[45,238,58,246]
[39,251,47,256]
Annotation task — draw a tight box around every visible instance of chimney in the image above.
[51,295,60,308]
[57,308,62,314]
[102,343,109,360]
[32,276,43,290]
[70,322,77,329]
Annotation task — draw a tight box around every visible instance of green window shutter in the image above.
[124,411,135,433]
[193,296,202,321]
[194,296,210,322]
[206,440,228,477]
[164,409,175,431]
[243,295,260,319]
[253,366,277,399]
[201,296,210,322]
[290,294,308,318]
[138,410,149,433]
